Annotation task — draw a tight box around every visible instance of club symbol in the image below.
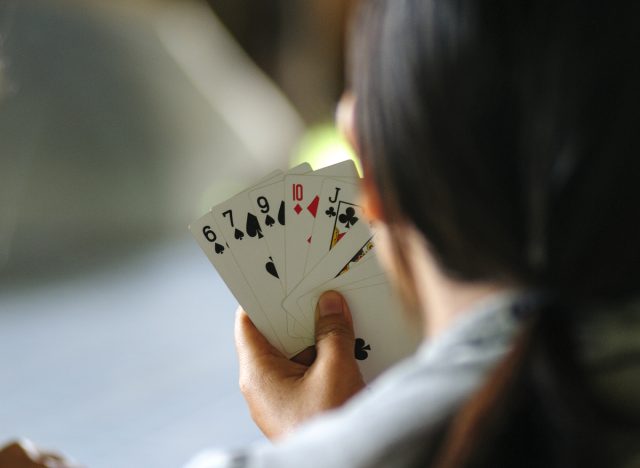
[234,229,244,240]
[354,338,371,360]
[339,207,359,228]
[214,243,225,254]
[325,206,337,218]
[264,215,275,227]
[265,256,279,278]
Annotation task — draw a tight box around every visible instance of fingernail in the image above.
[318,291,343,317]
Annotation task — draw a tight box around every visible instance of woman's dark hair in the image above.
[350,0,640,466]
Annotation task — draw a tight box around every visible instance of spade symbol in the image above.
[214,243,225,254]
[234,229,244,240]
[246,213,264,239]
[265,215,275,227]
[277,201,285,226]
[354,338,371,360]
[325,206,337,218]
[265,257,279,278]
[339,207,359,229]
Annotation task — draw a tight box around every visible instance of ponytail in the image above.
[349,0,640,465]
[433,298,609,468]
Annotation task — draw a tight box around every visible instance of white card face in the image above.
[291,273,388,340]
[212,185,312,357]
[248,164,314,339]
[314,281,420,383]
[282,219,376,331]
[297,276,389,326]
[284,161,359,294]
[189,211,285,351]
[298,258,385,307]
[293,253,386,330]
[305,179,363,275]
[248,165,312,292]
[285,252,385,338]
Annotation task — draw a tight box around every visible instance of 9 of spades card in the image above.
[248,165,315,338]
[248,164,312,292]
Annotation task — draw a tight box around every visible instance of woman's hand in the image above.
[0,439,80,467]
[234,291,365,440]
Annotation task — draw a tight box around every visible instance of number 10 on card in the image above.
[292,184,303,201]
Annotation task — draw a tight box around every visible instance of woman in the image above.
[190,0,640,466]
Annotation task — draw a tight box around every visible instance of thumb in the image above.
[314,291,356,364]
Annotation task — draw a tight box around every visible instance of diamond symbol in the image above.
[294,204,302,214]
[307,196,320,217]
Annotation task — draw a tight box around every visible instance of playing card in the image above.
[312,281,420,382]
[284,249,384,339]
[248,163,312,292]
[191,160,416,372]
[304,178,364,275]
[248,164,315,338]
[283,218,376,332]
[298,256,386,309]
[253,163,311,190]
[293,251,386,333]
[212,181,313,357]
[284,160,359,293]
[189,211,285,351]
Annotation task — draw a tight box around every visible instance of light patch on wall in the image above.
[291,124,361,175]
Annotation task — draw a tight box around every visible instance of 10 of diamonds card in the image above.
[190,161,420,382]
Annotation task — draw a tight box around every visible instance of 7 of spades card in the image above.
[190,210,287,353]
[212,189,312,356]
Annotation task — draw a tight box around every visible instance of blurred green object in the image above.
[291,124,361,175]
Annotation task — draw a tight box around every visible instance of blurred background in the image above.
[0,0,356,466]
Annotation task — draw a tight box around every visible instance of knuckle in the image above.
[238,357,273,396]
[238,370,260,396]
[238,375,251,395]
[315,323,354,343]
[323,352,356,375]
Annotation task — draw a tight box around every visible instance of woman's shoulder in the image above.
[185,292,525,468]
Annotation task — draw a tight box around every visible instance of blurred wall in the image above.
[207,0,359,123]
[0,0,304,284]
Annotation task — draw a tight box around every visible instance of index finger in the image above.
[234,307,284,364]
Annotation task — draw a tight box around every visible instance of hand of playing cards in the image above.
[190,161,419,382]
